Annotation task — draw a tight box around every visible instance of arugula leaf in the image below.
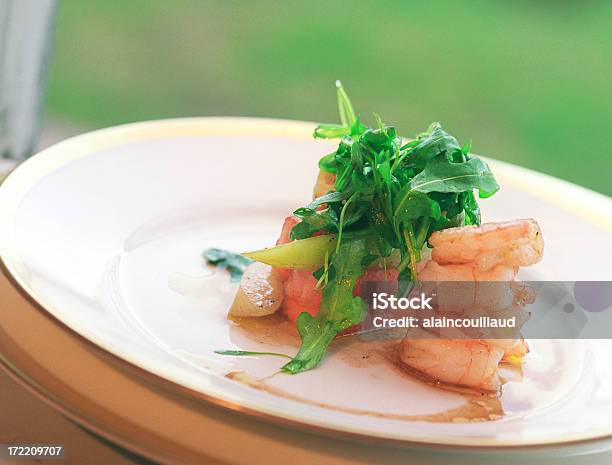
[318,151,338,172]
[408,154,500,197]
[290,208,338,240]
[203,248,253,282]
[397,123,461,170]
[314,123,351,139]
[336,80,357,128]
[461,191,481,225]
[305,191,347,210]
[315,81,365,142]
[282,237,368,374]
[281,315,337,373]
[214,350,291,358]
[393,189,442,223]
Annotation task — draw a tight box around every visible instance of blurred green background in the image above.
[45,0,612,195]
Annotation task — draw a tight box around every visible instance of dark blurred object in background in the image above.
[46,0,611,195]
[0,0,56,161]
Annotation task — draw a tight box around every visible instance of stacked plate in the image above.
[1,118,611,465]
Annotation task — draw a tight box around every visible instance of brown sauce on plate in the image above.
[225,369,503,423]
[227,318,506,423]
[229,313,300,347]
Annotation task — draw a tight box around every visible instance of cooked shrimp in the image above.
[419,261,518,313]
[400,328,505,391]
[429,218,543,271]
[400,219,544,390]
[419,261,518,282]
[499,338,529,363]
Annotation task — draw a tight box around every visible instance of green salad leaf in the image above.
[408,155,499,197]
[282,236,368,373]
[203,248,253,281]
[214,350,291,358]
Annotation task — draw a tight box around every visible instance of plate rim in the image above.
[1,116,611,449]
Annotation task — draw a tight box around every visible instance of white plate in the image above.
[1,117,611,449]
